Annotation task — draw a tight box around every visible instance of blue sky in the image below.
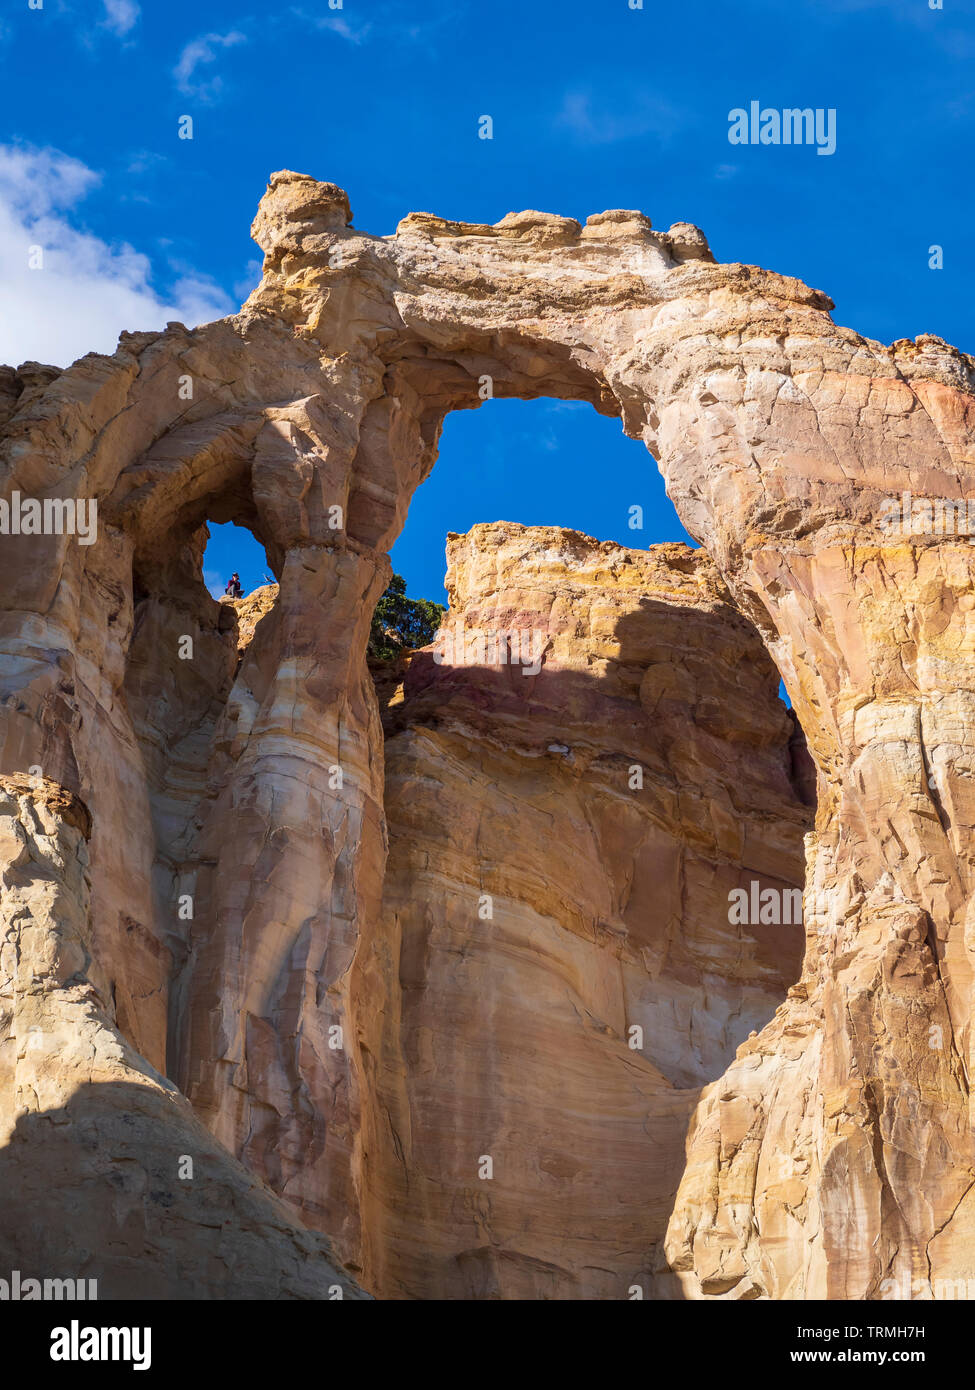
[2,0,972,603]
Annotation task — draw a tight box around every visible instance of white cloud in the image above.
[0,144,233,368]
[174,30,247,101]
[556,89,683,146]
[102,0,140,36]
[289,6,373,42]
[234,257,264,301]
[317,14,371,42]
[126,149,168,176]
[0,145,99,218]
[288,4,460,45]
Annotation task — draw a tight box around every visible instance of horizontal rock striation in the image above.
[0,773,365,1298]
[358,523,811,1298]
[0,168,973,1295]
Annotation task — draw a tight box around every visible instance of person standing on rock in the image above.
[225,572,243,598]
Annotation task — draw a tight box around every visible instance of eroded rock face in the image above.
[0,774,365,1299]
[357,523,810,1299]
[0,168,974,1297]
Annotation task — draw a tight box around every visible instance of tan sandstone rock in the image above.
[1,168,974,1297]
[357,523,810,1298]
[0,774,365,1298]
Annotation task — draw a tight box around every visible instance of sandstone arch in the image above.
[1,169,975,1297]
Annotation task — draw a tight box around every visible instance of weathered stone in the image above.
[0,168,974,1298]
[0,775,366,1299]
[358,523,810,1299]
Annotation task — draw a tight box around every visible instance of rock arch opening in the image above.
[6,170,970,1301]
[355,385,817,1299]
[118,503,284,1083]
[203,519,277,600]
[389,396,695,602]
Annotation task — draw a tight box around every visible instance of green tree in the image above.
[368,573,445,661]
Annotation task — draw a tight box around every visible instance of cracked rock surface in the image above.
[1,168,974,1297]
[359,523,809,1298]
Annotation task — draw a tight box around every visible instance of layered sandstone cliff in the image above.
[1,168,974,1297]
[358,522,811,1298]
[0,772,364,1298]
